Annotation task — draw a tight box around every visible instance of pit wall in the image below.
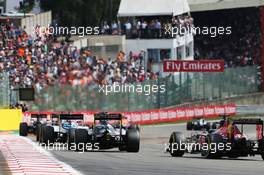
[23,104,236,125]
[0,109,22,131]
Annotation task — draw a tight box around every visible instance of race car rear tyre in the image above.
[42,126,54,145]
[259,140,264,160]
[186,122,192,130]
[39,124,45,144]
[206,123,211,131]
[193,124,199,130]
[75,129,88,151]
[126,128,140,152]
[129,124,140,132]
[36,124,41,141]
[201,133,223,159]
[67,128,76,150]
[19,122,28,136]
[169,132,185,157]
[212,122,217,129]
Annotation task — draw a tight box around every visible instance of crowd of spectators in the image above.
[102,8,262,69]
[0,8,262,93]
[0,22,158,92]
[194,8,262,68]
[101,14,194,39]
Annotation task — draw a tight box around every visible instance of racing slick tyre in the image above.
[39,124,45,144]
[193,124,199,130]
[129,124,140,132]
[126,128,140,152]
[206,123,211,131]
[36,124,41,141]
[201,133,223,159]
[186,122,192,130]
[42,126,55,145]
[67,128,76,150]
[75,129,89,151]
[212,122,217,129]
[19,122,28,136]
[259,140,264,160]
[169,132,185,157]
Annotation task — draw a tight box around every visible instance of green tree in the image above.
[40,0,121,27]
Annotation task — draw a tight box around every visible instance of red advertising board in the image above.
[23,104,236,125]
[163,60,225,72]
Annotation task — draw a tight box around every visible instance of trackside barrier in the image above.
[0,109,23,131]
[23,104,236,125]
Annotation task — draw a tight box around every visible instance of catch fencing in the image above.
[30,66,259,112]
[0,73,10,108]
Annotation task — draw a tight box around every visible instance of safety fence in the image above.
[23,104,236,125]
[0,73,10,108]
[30,66,259,112]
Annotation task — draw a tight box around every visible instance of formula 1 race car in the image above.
[19,114,47,136]
[71,112,140,152]
[186,118,217,131]
[37,114,88,144]
[167,118,264,160]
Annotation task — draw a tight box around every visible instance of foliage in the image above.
[40,0,121,27]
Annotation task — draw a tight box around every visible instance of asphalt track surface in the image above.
[36,120,264,175]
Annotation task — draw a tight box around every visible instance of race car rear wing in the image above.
[31,114,47,119]
[94,113,122,120]
[59,114,84,120]
[233,118,263,125]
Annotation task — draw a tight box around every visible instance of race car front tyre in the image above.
[126,128,140,152]
[75,129,88,151]
[42,126,54,145]
[186,122,192,130]
[169,132,185,157]
[19,122,28,136]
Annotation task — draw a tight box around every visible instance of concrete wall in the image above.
[72,35,126,59]
[21,11,52,36]
[126,33,194,59]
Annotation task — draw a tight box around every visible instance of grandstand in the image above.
[0,0,263,111]
[187,0,264,91]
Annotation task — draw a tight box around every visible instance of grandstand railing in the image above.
[30,66,260,112]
